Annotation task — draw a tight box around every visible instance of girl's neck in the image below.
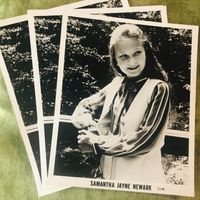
[126,72,147,83]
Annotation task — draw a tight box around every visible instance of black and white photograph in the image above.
[48,13,198,196]
[0,15,45,192]
[28,5,167,176]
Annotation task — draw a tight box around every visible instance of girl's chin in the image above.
[126,72,141,78]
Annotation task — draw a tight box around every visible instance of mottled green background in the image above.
[0,0,199,199]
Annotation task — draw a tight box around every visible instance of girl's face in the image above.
[114,38,146,78]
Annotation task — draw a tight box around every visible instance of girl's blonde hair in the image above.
[109,24,168,82]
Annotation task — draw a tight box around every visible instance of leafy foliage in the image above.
[0,22,37,126]
[34,16,62,116]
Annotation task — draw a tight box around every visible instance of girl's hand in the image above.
[72,114,97,129]
[77,129,104,145]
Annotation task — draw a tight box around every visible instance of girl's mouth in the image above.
[127,65,139,70]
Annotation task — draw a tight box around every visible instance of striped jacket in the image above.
[72,76,170,181]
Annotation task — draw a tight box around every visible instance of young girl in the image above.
[72,24,170,183]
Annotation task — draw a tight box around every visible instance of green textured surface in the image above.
[0,0,199,199]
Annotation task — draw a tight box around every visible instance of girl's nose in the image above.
[128,57,136,66]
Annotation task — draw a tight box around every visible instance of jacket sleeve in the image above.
[101,81,170,157]
[71,82,111,129]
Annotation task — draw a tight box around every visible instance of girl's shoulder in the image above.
[148,78,170,96]
[148,78,169,88]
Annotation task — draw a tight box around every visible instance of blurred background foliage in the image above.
[0,22,37,126]
[34,16,62,116]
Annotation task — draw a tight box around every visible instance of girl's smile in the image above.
[127,65,140,70]
[114,38,146,78]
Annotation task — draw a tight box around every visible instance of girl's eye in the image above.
[119,54,129,60]
[134,51,142,56]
